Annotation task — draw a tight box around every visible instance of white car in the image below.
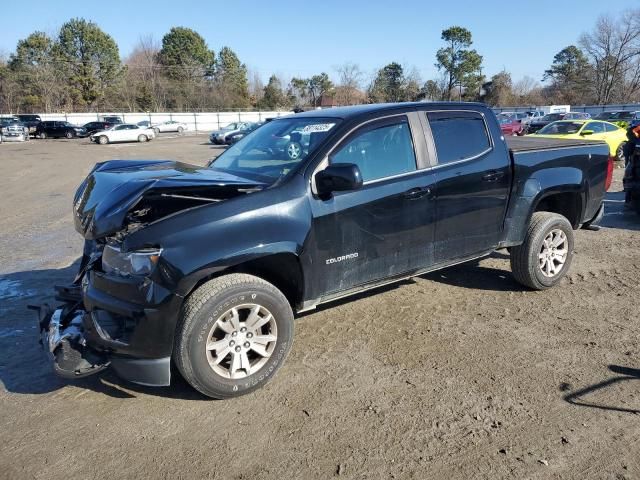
[154,120,188,134]
[91,124,156,145]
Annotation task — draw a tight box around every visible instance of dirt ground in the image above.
[0,135,639,480]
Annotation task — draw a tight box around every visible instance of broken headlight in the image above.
[102,245,161,277]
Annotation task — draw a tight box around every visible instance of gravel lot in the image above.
[1,135,639,479]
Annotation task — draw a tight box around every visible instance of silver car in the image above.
[209,122,254,144]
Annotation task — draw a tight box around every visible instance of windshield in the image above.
[611,111,633,120]
[541,114,562,122]
[209,117,340,183]
[538,121,583,135]
[499,116,515,125]
[594,112,613,120]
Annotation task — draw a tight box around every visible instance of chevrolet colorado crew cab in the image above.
[35,102,612,399]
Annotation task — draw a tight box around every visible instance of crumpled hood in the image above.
[73,160,266,239]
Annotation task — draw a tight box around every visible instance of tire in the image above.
[98,135,108,145]
[154,127,160,136]
[39,132,46,139]
[174,273,294,399]
[65,131,73,139]
[510,212,575,290]
[286,141,303,159]
[616,142,626,163]
[138,134,148,142]
[177,126,184,134]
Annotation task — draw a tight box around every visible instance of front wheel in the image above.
[174,274,294,399]
[98,135,108,145]
[39,132,46,139]
[177,126,184,134]
[65,131,73,139]
[510,212,574,290]
[137,134,148,142]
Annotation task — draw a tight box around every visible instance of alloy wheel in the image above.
[205,304,278,379]
[538,229,568,278]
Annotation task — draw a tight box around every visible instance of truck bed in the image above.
[505,136,606,153]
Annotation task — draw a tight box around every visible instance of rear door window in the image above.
[426,112,491,165]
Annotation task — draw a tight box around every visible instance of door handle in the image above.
[403,186,433,200]
[482,170,505,182]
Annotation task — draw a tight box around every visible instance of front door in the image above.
[306,114,436,300]
[424,110,511,262]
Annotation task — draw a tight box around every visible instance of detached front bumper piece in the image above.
[33,303,109,379]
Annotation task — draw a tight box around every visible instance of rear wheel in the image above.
[174,274,294,399]
[138,134,148,142]
[510,212,574,290]
[617,142,626,163]
[98,135,108,145]
[177,126,184,134]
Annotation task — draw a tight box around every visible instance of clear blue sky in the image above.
[1,0,637,85]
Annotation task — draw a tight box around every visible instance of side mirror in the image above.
[581,130,594,136]
[315,163,363,197]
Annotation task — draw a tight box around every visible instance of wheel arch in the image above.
[178,250,305,312]
[502,169,587,246]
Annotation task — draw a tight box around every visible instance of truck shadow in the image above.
[421,257,524,292]
[601,190,640,231]
[0,262,209,401]
[562,365,640,414]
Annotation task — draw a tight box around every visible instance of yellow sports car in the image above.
[529,120,627,160]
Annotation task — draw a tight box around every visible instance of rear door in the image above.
[423,110,511,262]
[306,112,436,299]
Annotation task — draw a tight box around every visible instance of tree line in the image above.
[2,11,640,113]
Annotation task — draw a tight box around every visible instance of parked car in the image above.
[498,116,524,136]
[99,116,123,124]
[35,102,612,399]
[593,111,617,121]
[35,121,87,139]
[521,110,545,124]
[529,120,627,160]
[498,112,528,122]
[16,114,41,134]
[0,117,29,142]
[210,122,253,144]
[604,111,640,129]
[81,121,118,137]
[153,120,188,134]
[225,122,263,144]
[90,123,155,144]
[524,112,589,134]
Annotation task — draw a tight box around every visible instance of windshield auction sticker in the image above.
[302,123,336,133]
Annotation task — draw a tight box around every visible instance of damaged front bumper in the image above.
[34,260,181,387]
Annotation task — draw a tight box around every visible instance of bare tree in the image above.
[334,62,364,105]
[579,12,640,104]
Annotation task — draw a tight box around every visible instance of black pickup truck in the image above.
[35,102,612,399]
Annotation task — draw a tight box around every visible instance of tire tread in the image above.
[174,273,291,399]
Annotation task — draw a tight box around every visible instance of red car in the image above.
[498,116,524,136]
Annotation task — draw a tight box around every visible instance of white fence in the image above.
[33,111,293,132]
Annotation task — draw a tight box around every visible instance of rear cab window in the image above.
[426,111,492,165]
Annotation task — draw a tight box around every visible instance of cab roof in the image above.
[282,102,489,121]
